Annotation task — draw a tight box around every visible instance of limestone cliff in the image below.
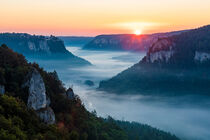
[23,68,55,124]
[0,33,91,65]
[83,31,185,51]
[99,25,210,96]
[146,38,175,63]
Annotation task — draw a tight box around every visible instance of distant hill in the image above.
[99,25,210,96]
[58,36,94,47]
[83,30,186,51]
[0,33,91,66]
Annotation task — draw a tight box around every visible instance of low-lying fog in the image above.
[29,46,210,140]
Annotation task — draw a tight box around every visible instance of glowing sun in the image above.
[134,30,142,35]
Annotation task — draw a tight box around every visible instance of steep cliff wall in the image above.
[0,33,91,65]
[99,25,210,96]
[83,31,185,51]
[22,68,55,124]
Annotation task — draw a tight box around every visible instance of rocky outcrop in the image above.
[83,31,185,51]
[0,85,5,95]
[66,87,75,99]
[146,38,175,63]
[37,107,55,124]
[23,69,47,110]
[0,33,91,66]
[28,41,50,53]
[23,68,55,124]
[0,33,65,55]
[98,25,210,96]
[194,51,210,62]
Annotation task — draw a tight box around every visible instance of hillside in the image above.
[0,44,180,140]
[83,31,185,52]
[0,33,90,65]
[99,25,210,96]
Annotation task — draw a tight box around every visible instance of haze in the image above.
[1,0,210,36]
[28,46,210,140]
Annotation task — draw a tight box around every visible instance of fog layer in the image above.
[29,46,210,140]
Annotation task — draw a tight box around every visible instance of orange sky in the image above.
[0,0,210,36]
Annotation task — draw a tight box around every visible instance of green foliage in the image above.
[114,120,179,140]
[0,95,64,140]
[0,44,180,140]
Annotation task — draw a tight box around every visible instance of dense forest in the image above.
[0,44,180,140]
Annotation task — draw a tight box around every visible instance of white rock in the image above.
[194,51,210,62]
[23,68,56,124]
[148,50,174,63]
[39,41,50,53]
[0,85,5,95]
[28,41,50,53]
[23,69,47,110]
[38,107,55,124]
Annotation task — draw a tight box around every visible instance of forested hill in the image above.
[0,44,180,140]
[99,25,210,96]
[83,30,185,51]
[0,33,90,65]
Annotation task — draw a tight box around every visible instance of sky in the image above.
[0,0,210,36]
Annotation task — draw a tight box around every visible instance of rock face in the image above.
[0,33,91,66]
[194,51,210,62]
[0,33,66,55]
[0,85,5,95]
[23,69,47,110]
[66,87,75,99]
[83,31,185,51]
[37,107,55,125]
[146,38,175,63]
[23,68,55,124]
[99,25,210,96]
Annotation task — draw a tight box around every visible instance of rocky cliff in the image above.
[143,25,210,67]
[99,25,210,96]
[0,33,91,65]
[0,44,180,140]
[83,31,185,51]
[22,68,55,124]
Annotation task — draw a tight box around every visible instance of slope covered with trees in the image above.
[0,44,180,140]
[99,25,210,96]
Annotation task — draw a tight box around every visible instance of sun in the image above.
[134,30,142,35]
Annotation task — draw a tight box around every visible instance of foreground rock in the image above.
[23,68,55,124]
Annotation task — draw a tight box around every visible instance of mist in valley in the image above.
[28,46,210,140]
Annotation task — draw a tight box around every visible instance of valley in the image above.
[31,46,210,140]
